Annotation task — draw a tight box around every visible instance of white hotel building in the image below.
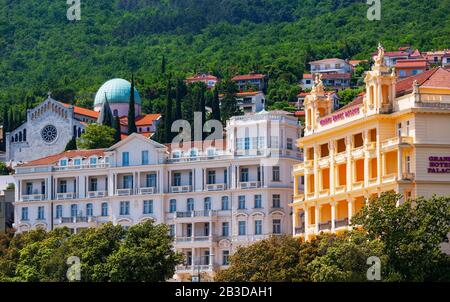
[12,110,301,280]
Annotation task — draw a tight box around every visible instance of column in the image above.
[397,147,403,180]
[304,205,309,235]
[331,201,336,231]
[313,145,319,198]
[347,198,354,224]
[346,136,352,191]
[363,130,369,187]
[304,172,309,198]
[329,141,335,195]
[209,246,213,266]
[114,173,118,195]
[315,204,320,233]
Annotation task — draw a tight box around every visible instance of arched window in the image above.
[113,109,118,117]
[86,203,93,217]
[19,131,22,142]
[15,134,18,142]
[71,204,78,218]
[23,129,26,141]
[204,197,211,211]
[187,198,194,212]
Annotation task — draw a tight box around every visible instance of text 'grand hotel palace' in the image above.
[292,45,450,240]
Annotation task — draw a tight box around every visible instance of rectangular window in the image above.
[187,198,194,212]
[56,205,62,219]
[257,136,265,149]
[60,159,67,166]
[272,166,280,181]
[254,195,262,208]
[143,200,153,214]
[406,121,410,136]
[71,204,78,218]
[21,207,29,220]
[244,137,250,150]
[26,182,32,195]
[141,150,149,165]
[222,250,230,265]
[287,138,293,150]
[221,196,229,210]
[238,196,246,209]
[208,171,216,185]
[255,220,262,235]
[224,169,228,184]
[59,180,67,193]
[89,178,98,192]
[240,168,249,182]
[272,194,281,208]
[90,157,97,165]
[122,152,129,166]
[189,171,193,186]
[273,219,281,234]
[169,199,177,213]
[41,181,46,196]
[146,174,157,188]
[120,201,130,215]
[169,225,175,237]
[123,175,133,189]
[101,202,108,216]
[222,222,229,237]
[238,221,246,236]
[173,173,181,186]
[397,123,402,136]
[74,158,81,166]
[271,136,279,148]
[37,206,45,220]
[204,197,211,211]
[86,203,93,217]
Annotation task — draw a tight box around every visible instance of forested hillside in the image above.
[0,0,449,115]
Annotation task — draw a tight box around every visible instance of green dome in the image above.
[94,78,141,106]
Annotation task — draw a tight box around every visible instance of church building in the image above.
[6,78,161,163]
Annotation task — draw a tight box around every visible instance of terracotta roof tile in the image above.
[19,149,105,167]
[61,103,99,119]
[232,74,266,81]
[395,59,428,68]
[395,67,441,96]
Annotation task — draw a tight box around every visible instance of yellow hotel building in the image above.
[292,46,450,239]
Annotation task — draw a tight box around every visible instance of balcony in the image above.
[295,225,305,235]
[139,187,156,195]
[382,136,413,150]
[382,173,397,183]
[205,183,226,191]
[176,264,214,273]
[171,185,192,193]
[175,210,218,218]
[56,216,97,224]
[401,172,415,181]
[87,191,107,198]
[318,221,331,231]
[294,193,305,202]
[334,218,349,229]
[306,192,315,200]
[334,185,346,194]
[335,152,346,163]
[318,156,330,167]
[304,160,314,169]
[368,178,378,186]
[56,192,76,200]
[239,181,260,189]
[352,181,364,190]
[365,142,376,151]
[319,189,329,198]
[22,194,45,201]
[351,146,364,158]
[174,236,217,243]
[53,163,110,171]
[116,188,133,196]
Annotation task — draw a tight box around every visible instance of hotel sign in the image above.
[319,107,360,126]
[428,156,450,173]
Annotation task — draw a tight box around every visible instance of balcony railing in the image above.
[87,191,107,198]
[295,226,305,234]
[382,173,397,183]
[116,188,133,196]
[334,218,349,228]
[306,192,315,200]
[402,172,415,181]
[351,146,364,158]
[382,136,413,149]
[334,185,346,194]
[53,163,110,171]
[171,185,192,193]
[238,181,261,189]
[175,210,218,218]
[206,183,226,191]
[139,187,156,195]
[56,192,76,200]
[318,221,331,231]
[174,236,216,243]
[318,156,330,167]
[304,160,314,169]
[365,142,376,150]
[352,181,364,190]
[368,178,378,186]
[22,194,45,201]
[176,264,214,272]
[319,189,329,197]
[57,216,97,224]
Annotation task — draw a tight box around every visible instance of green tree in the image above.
[64,136,77,151]
[107,221,183,282]
[127,75,137,135]
[97,95,114,128]
[174,78,184,121]
[215,235,316,282]
[337,88,364,107]
[352,192,450,281]
[211,87,221,121]
[77,124,116,149]
[220,79,240,122]
[164,78,173,143]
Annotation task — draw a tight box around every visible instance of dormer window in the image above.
[73,158,81,166]
[90,157,97,166]
[60,159,68,166]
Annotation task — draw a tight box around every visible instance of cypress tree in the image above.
[161,55,166,75]
[212,87,221,121]
[97,93,114,128]
[175,78,183,121]
[3,108,9,133]
[65,136,77,151]
[164,78,173,143]
[127,74,137,135]
[114,116,122,143]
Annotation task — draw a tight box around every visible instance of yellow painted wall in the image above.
[336,200,347,219]
[385,151,398,175]
[322,168,330,189]
[370,158,378,178]
[338,164,347,185]
[355,159,364,181]
[320,203,331,222]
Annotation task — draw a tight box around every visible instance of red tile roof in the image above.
[395,67,450,95]
[349,60,367,66]
[120,113,161,127]
[61,103,99,119]
[232,74,266,81]
[236,91,262,97]
[395,59,428,69]
[186,73,218,82]
[294,111,305,117]
[19,149,105,167]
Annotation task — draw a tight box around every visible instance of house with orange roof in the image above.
[309,58,352,74]
[231,73,268,92]
[395,59,428,79]
[186,73,219,89]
